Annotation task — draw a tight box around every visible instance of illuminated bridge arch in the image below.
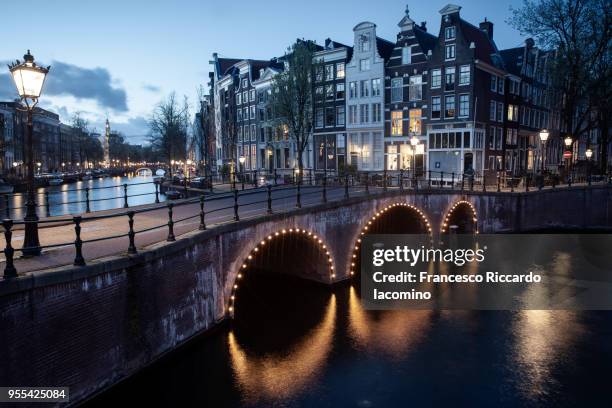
[441,200,479,234]
[135,167,153,176]
[349,202,433,277]
[228,228,335,317]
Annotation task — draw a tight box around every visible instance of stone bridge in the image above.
[0,185,610,405]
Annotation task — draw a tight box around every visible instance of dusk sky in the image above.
[0,0,526,144]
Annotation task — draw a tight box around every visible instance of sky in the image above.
[0,0,526,144]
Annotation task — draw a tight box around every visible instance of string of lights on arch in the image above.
[227,228,335,317]
[349,202,433,277]
[441,200,479,234]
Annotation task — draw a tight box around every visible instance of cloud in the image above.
[0,60,128,112]
[142,83,160,92]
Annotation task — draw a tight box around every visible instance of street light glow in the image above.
[539,129,549,142]
[8,50,50,101]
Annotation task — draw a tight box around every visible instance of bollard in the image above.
[3,219,16,278]
[267,185,273,214]
[44,191,51,218]
[123,183,129,208]
[322,175,327,203]
[155,182,160,203]
[199,195,206,230]
[85,187,91,213]
[344,174,349,199]
[234,190,239,221]
[166,203,175,241]
[127,211,137,254]
[4,195,9,219]
[296,179,302,208]
[73,216,85,266]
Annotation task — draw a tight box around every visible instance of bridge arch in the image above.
[228,227,335,317]
[349,202,433,277]
[135,167,153,176]
[440,200,479,234]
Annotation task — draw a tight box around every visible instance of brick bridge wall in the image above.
[0,185,610,405]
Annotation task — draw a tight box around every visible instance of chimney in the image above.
[420,21,427,32]
[479,18,493,40]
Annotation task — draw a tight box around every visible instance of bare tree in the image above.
[269,40,321,178]
[196,85,215,176]
[148,92,190,164]
[509,0,612,166]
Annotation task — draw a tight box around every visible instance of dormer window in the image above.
[360,33,371,52]
[402,46,412,65]
[242,79,248,88]
[445,26,456,40]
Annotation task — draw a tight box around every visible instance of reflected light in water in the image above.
[348,285,432,358]
[228,293,336,404]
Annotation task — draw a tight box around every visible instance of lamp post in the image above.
[539,129,549,173]
[564,135,573,178]
[170,159,175,179]
[410,135,419,187]
[8,50,50,256]
[585,148,593,183]
[239,156,246,190]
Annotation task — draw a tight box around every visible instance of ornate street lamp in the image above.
[564,135,573,176]
[8,50,50,256]
[410,135,420,184]
[539,129,549,173]
[239,156,246,190]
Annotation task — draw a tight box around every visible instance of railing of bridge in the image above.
[1,170,610,279]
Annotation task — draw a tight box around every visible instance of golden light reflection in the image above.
[228,294,337,404]
[348,286,432,358]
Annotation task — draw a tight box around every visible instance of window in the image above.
[315,108,324,128]
[251,124,256,141]
[360,59,370,71]
[243,92,248,103]
[402,46,412,64]
[507,104,516,121]
[336,106,345,126]
[243,107,249,121]
[391,111,403,135]
[244,125,249,140]
[496,127,503,150]
[360,80,369,97]
[336,83,345,100]
[325,84,334,101]
[459,65,470,85]
[325,107,335,127]
[348,105,358,124]
[349,81,357,98]
[431,69,441,88]
[258,108,265,121]
[360,33,370,52]
[409,109,421,134]
[238,126,242,142]
[251,145,257,170]
[315,86,324,101]
[325,65,334,81]
[445,67,455,91]
[498,77,504,94]
[391,78,403,102]
[237,109,243,121]
[372,103,381,122]
[489,101,496,120]
[236,94,241,105]
[371,78,381,96]
[490,75,497,91]
[445,95,455,118]
[445,44,455,60]
[242,79,248,88]
[497,102,503,122]
[409,76,422,101]
[250,106,255,119]
[360,104,369,123]
[250,90,255,102]
[315,66,324,82]
[445,26,456,40]
[431,96,441,119]
[336,62,345,79]
[459,94,470,117]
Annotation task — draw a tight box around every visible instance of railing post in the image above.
[344,174,349,199]
[322,175,327,203]
[525,176,530,192]
[274,168,278,186]
[4,195,9,219]
[155,182,160,203]
[365,172,369,194]
[199,195,206,230]
[127,211,137,254]
[234,190,239,221]
[85,187,91,213]
[461,174,465,191]
[510,177,514,193]
[44,191,51,218]
[267,185,273,214]
[253,170,258,188]
[399,170,404,192]
[383,169,388,192]
[497,175,501,192]
[451,173,455,190]
[440,171,444,188]
[296,178,302,208]
[166,203,175,241]
[428,170,432,189]
[482,174,487,192]
[73,216,85,266]
[3,219,16,278]
[123,183,129,208]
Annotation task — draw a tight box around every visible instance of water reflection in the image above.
[229,294,336,404]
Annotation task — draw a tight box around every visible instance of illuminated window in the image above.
[409,109,421,134]
[391,111,403,135]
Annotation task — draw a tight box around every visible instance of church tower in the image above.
[104,118,111,167]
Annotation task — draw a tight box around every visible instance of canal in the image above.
[3,175,163,219]
[87,276,611,407]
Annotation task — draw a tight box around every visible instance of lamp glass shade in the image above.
[539,129,549,142]
[585,149,593,159]
[10,64,47,99]
[239,156,246,164]
[410,136,419,146]
[564,136,573,147]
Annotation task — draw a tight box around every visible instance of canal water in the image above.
[4,175,163,219]
[88,274,612,407]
